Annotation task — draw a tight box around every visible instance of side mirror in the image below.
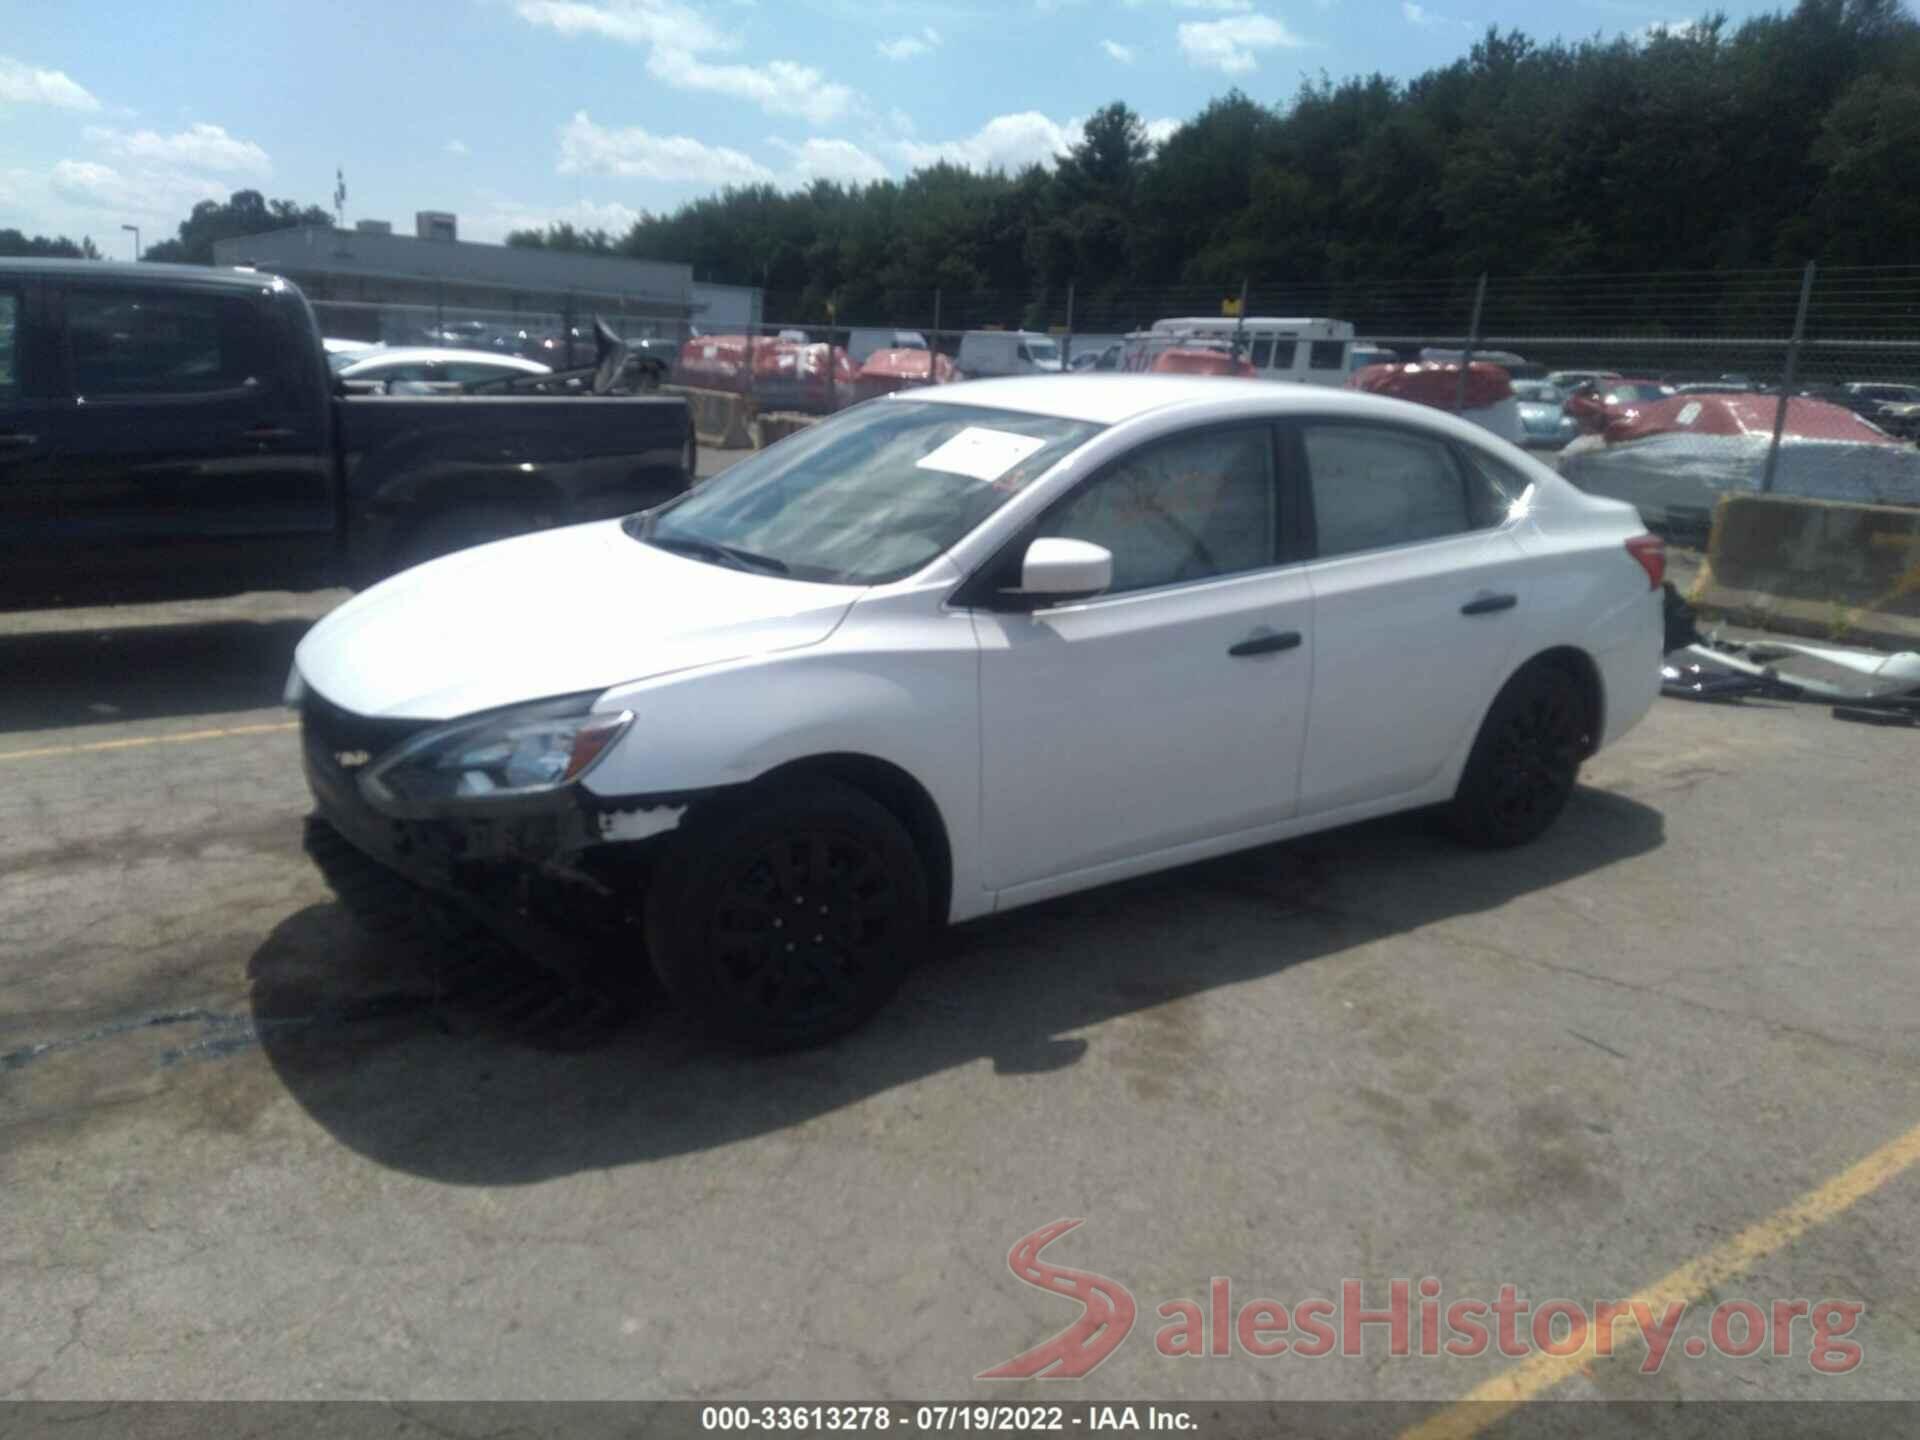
[1000,538,1112,609]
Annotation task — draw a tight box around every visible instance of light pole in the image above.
[121,224,140,261]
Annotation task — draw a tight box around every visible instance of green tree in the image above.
[506,222,621,253]
[586,0,1920,314]
[0,230,100,259]
[143,191,332,265]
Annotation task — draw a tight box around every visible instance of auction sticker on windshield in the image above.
[917,427,1050,483]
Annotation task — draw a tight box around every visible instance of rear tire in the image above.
[645,781,929,1050]
[1448,660,1591,849]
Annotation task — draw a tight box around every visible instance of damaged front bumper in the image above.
[299,690,699,969]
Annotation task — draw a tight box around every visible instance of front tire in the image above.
[645,781,930,1049]
[1448,660,1591,848]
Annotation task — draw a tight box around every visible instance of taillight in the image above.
[1625,533,1665,590]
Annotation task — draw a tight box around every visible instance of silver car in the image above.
[1512,380,1581,449]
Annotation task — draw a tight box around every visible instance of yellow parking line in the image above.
[0,720,298,764]
[1401,1117,1920,1440]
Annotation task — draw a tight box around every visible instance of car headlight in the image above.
[359,692,633,816]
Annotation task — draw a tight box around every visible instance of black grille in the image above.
[302,687,432,785]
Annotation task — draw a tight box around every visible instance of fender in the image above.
[587,606,988,920]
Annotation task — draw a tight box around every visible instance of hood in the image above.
[294,520,860,720]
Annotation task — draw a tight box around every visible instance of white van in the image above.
[1130,317,1356,387]
[956,330,1063,378]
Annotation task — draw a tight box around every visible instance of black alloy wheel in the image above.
[1450,661,1589,848]
[646,781,929,1048]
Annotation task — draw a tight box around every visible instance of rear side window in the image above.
[1249,338,1274,368]
[68,288,271,397]
[1040,425,1276,594]
[1309,340,1347,370]
[1455,444,1533,529]
[1303,424,1471,557]
[0,289,20,400]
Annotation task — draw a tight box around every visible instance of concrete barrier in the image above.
[662,384,754,450]
[753,412,820,449]
[1690,493,1920,650]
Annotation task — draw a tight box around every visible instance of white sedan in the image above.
[331,346,552,391]
[292,376,1664,1047]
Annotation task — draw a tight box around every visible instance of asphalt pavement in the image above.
[4,473,1918,1423]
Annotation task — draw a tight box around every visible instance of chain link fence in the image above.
[309,268,1920,537]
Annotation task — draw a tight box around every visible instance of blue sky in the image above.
[4,0,1779,252]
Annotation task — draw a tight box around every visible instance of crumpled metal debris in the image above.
[1658,583,1920,714]
[1660,659,1788,702]
[1832,703,1920,729]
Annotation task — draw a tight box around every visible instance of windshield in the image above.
[327,350,366,374]
[1023,338,1061,363]
[1513,382,1563,403]
[631,400,1102,585]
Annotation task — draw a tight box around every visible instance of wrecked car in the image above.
[1559,392,1920,539]
[293,375,1664,1048]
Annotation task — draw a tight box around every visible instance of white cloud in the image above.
[24,120,273,238]
[446,139,470,156]
[1178,12,1307,73]
[558,110,774,184]
[1145,117,1180,144]
[1173,0,1254,9]
[47,158,226,224]
[770,136,890,185]
[645,50,854,125]
[878,27,941,61]
[0,55,100,111]
[516,0,856,124]
[1403,3,1472,28]
[513,0,725,52]
[466,196,645,244]
[1101,39,1136,62]
[894,112,1079,173]
[82,122,271,178]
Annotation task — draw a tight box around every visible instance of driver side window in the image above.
[1040,426,1277,595]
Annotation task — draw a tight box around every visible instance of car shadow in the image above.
[0,619,312,735]
[249,786,1665,1186]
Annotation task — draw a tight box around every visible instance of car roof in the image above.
[893,374,1488,429]
[340,347,551,372]
[0,258,287,290]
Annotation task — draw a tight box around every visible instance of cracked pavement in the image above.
[4,571,1919,1412]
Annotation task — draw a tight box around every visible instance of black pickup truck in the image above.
[0,260,695,609]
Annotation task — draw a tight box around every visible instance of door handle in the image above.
[0,433,38,449]
[1228,630,1303,657]
[1460,593,1518,616]
[241,425,296,443]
